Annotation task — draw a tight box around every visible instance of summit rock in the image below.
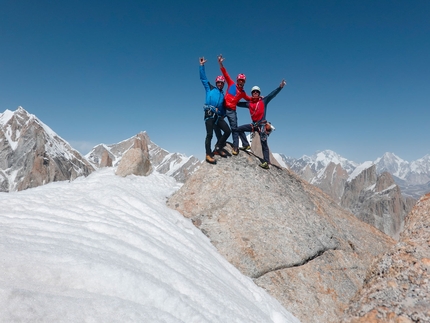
[167,146,394,323]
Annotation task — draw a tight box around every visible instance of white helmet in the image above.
[251,86,261,93]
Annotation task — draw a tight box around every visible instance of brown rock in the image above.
[167,151,394,323]
[312,161,348,203]
[342,193,430,323]
[341,166,414,239]
[115,136,152,177]
[100,150,113,167]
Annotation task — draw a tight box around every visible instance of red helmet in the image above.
[215,75,225,83]
[237,73,246,81]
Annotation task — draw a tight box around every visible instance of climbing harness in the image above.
[203,83,224,124]
[250,120,275,141]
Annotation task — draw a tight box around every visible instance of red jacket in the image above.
[247,98,265,122]
[237,86,283,122]
[220,66,252,111]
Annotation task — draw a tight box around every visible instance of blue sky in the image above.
[1,0,429,163]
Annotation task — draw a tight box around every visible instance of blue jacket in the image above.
[200,65,226,116]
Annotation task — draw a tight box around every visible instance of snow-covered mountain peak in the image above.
[0,107,61,151]
[313,150,357,168]
[375,152,406,165]
[374,152,410,179]
[303,149,357,175]
[411,154,430,174]
[0,109,14,126]
[1,107,94,192]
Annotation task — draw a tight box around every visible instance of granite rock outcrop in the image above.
[168,145,395,323]
[115,135,152,177]
[341,165,416,239]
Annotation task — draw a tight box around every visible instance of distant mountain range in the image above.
[85,131,200,183]
[0,107,200,192]
[276,150,430,199]
[0,106,424,239]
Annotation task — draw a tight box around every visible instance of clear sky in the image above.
[1,0,429,163]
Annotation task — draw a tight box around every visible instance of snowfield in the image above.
[0,169,299,323]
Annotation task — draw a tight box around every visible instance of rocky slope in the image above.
[167,145,395,323]
[342,193,430,322]
[0,107,94,192]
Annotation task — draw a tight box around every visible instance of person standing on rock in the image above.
[217,54,253,156]
[200,57,231,164]
[236,79,287,169]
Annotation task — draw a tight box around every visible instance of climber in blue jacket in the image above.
[199,57,231,164]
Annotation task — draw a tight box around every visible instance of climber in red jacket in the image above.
[217,54,253,155]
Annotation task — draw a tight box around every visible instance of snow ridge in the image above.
[0,169,298,323]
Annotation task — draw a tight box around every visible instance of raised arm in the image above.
[264,79,287,105]
[218,54,234,86]
[199,57,210,92]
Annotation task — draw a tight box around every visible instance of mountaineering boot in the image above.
[240,145,251,151]
[206,154,216,164]
[232,147,239,155]
[213,147,227,158]
[259,162,269,169]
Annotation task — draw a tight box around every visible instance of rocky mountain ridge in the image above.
[86,131,200,183]
[279,150,430,199]
[0,107,200,192]
[341,164,416,239]
[278,150,416,239]
[0,107,94,192]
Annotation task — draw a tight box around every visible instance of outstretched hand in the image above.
[217,54,224,66]
[199,57,207,65]
[280,79,287,88]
